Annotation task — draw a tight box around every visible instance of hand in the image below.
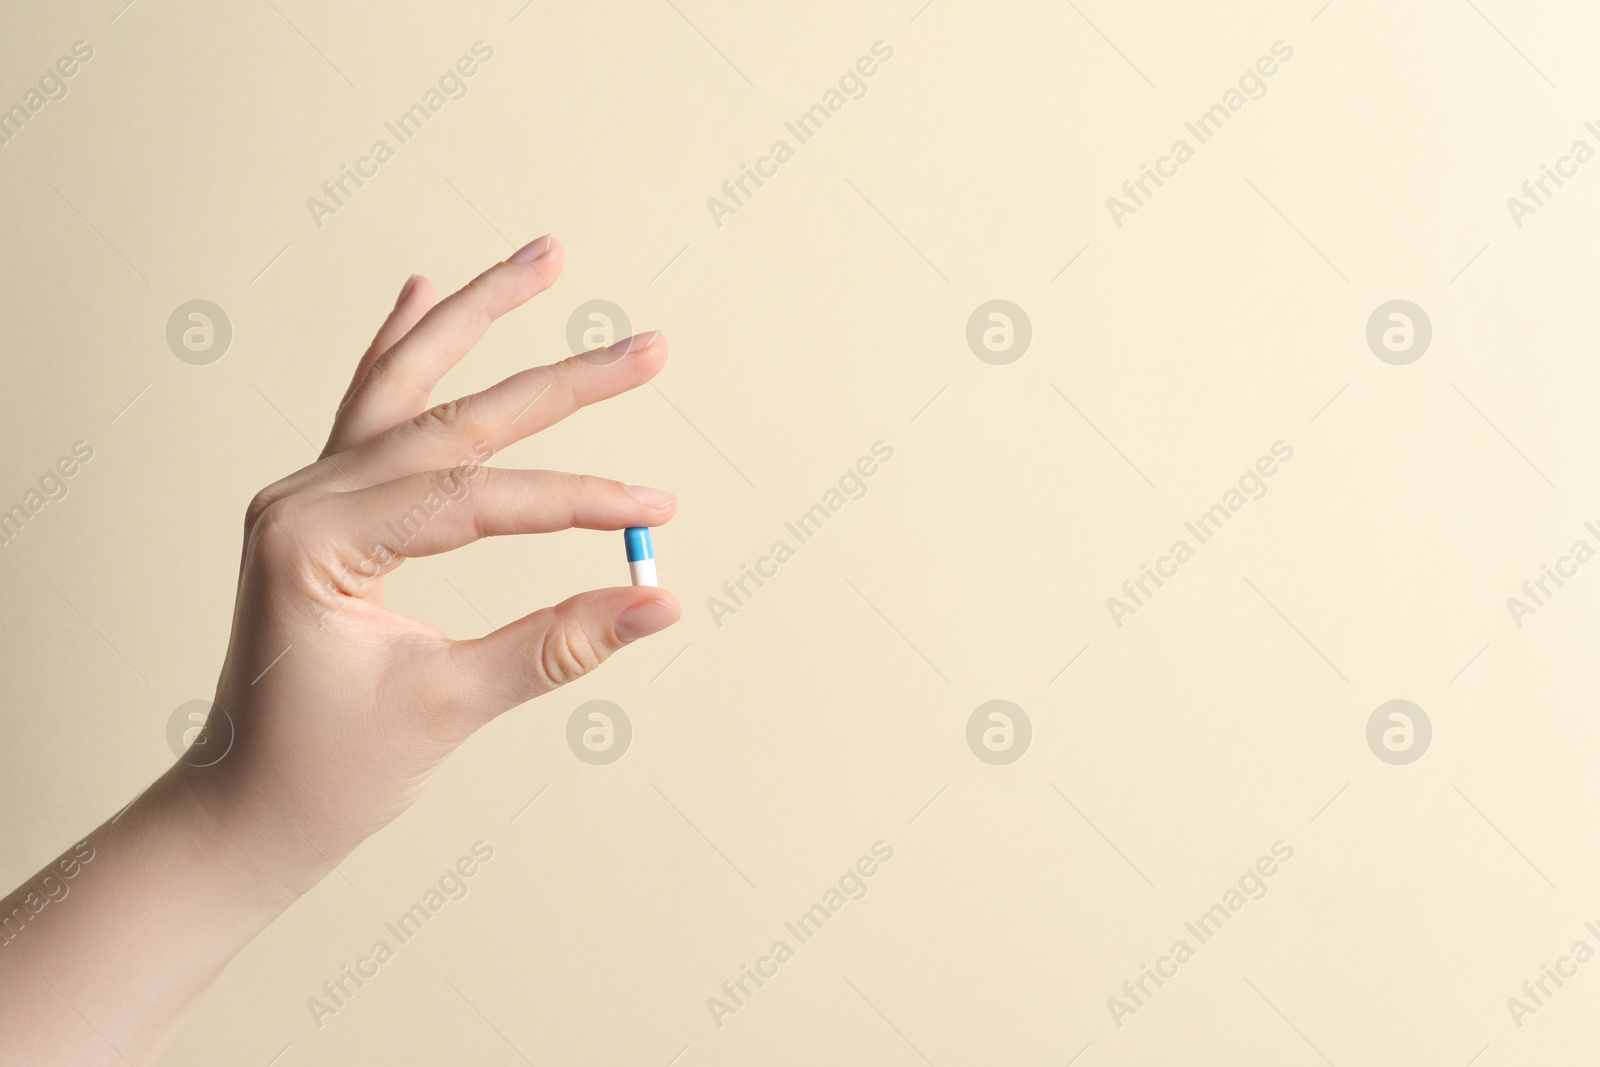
[0,235,682,1065]
[197,233,682,890]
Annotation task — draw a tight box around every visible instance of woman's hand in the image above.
[193,232,680,893]
[0,235,681,1065]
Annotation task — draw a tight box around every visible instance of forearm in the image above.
[0,763,310,1066]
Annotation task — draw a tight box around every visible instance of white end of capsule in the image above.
[629,558,658,587]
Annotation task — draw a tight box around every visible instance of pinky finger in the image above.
[329,275,439,447]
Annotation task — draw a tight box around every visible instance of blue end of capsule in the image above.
[624,527,653,562]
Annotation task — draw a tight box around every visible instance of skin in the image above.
[0,235,682,1065]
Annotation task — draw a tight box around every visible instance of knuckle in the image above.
[416,395,481,439]
[360,349,429,411]
[566,473,613,506]
[533,620,603,689]
[244,489,279,535]
[361,349,400,389]
[460,274,501,329]
[246,494,318,559]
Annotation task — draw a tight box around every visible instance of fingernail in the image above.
[394,274,419,308]
[624,484,675,508]
[509,234,552,264]
[614,597,680,642]
[606,330,661,355]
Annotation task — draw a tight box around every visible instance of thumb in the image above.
[447,587,681,718]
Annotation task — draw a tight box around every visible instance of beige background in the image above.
[3,0,1599,1062]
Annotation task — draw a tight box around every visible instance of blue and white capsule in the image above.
[624,527,657,587]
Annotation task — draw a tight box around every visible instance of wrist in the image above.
[168,758,335,914]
